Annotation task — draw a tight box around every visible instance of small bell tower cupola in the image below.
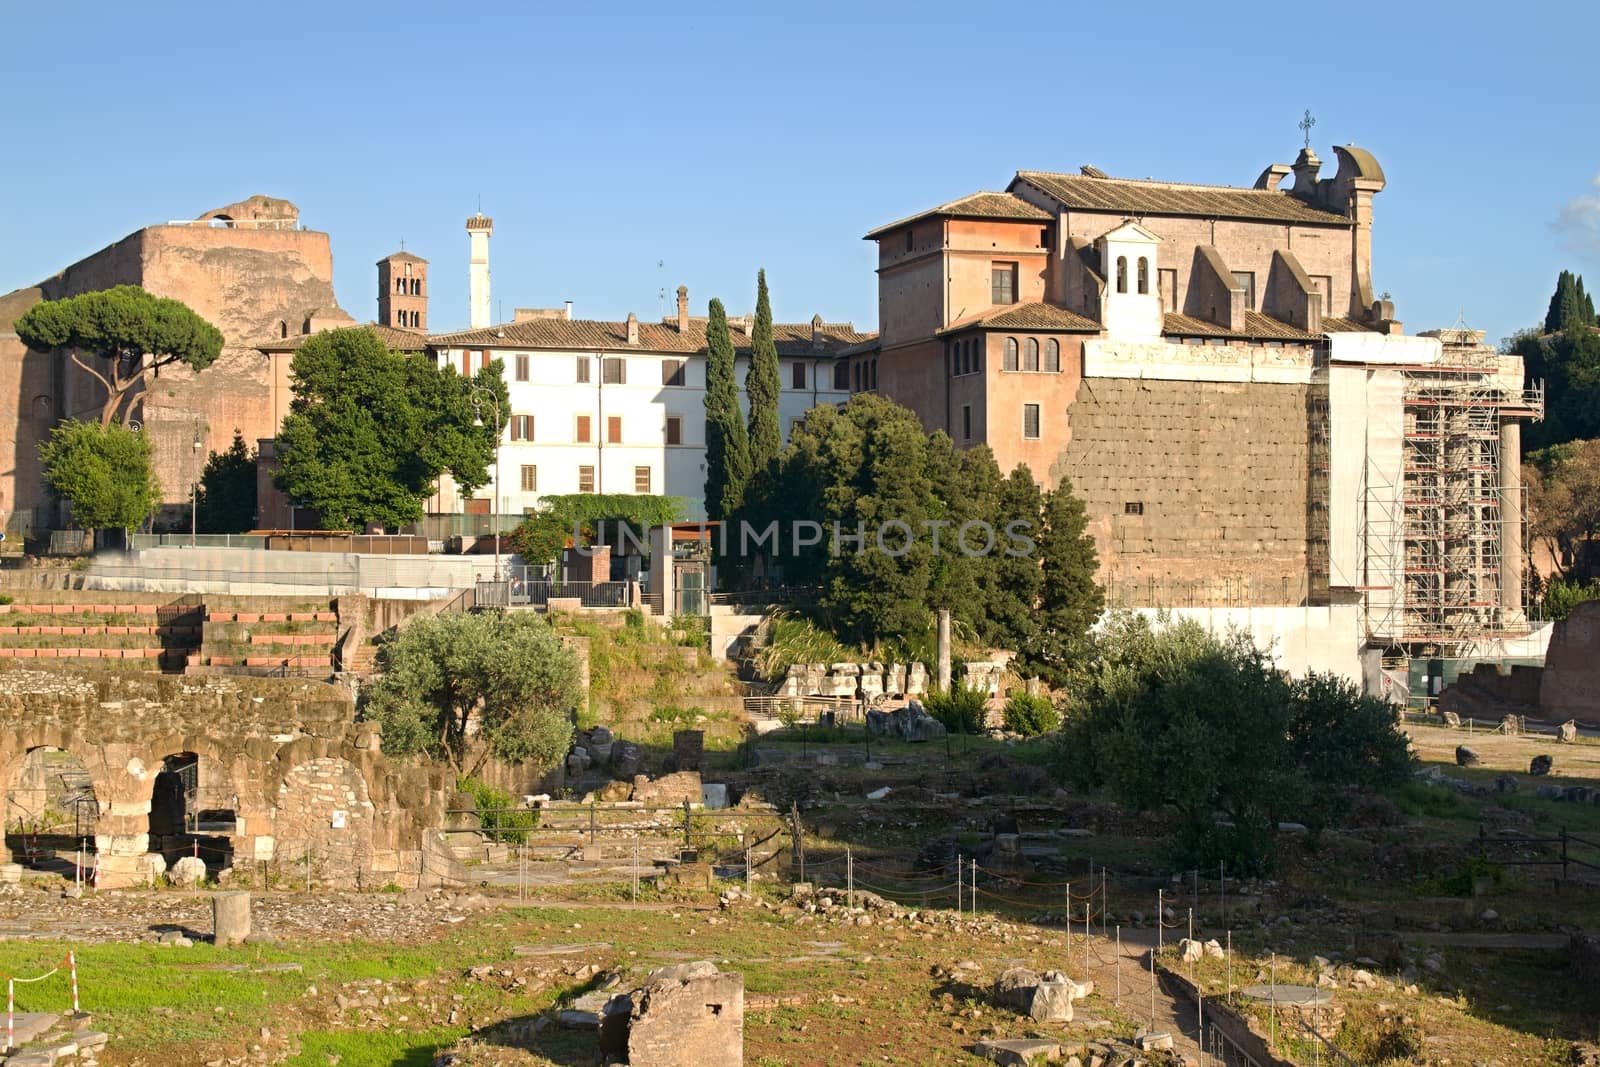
[377,250,428,332]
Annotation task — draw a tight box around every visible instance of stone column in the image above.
[1499,420,1523,620]
[936,609,951,692]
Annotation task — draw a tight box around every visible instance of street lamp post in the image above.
[471,387,502,584]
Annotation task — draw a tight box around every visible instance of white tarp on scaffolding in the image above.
[1328,358,1406,642]
[1327,331,1442,366]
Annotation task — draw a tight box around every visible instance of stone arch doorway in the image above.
[149,752,237,871]
[5,746,98,876]
[275,757,375,889]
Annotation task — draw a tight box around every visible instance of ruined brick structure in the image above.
[0,196,356,535]
[0,669,454,888]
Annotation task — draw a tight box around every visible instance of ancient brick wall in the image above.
[0,667,451,888]
[1053,377,1315,606]
[0,214,351,521]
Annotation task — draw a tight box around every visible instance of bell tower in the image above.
[377,251,428,332]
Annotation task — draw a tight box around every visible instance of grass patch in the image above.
[288,1026,466,1067]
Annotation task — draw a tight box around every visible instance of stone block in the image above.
[975,1038,1061,1066]
[213,891,251,945]
[627,961,742,1067]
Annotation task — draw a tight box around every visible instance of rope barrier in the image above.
[5,955,75,1054]
[851,878,960,900]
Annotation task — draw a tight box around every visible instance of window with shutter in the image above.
[607,416,622,443]
[576,415,592,443]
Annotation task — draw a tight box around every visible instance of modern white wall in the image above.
[432,345,848,521]
[1137,601,1366,689]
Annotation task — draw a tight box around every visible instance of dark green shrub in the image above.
[924,683,987,734]
[457,776,538,845]
[1002,693,1060,736]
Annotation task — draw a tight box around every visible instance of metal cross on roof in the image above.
[1298,110,1316,149]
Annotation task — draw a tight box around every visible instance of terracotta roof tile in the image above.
[1162,311,1319,341]
[1320,316,1378,333]
[256,322,429,353]
[428,317,873,357]
[1013,170,1351,226]
[942,302,1102,334]
[865,191,1052,238]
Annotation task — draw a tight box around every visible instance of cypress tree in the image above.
[986,465,1045,655]
[745,269,783,475]
[1027,478,1105,684]
[1578,275,1596,324]
[1546,271,1581,333]
[702,299,751,521]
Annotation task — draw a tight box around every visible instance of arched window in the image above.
[1024,338,1039,372]
[395,278,404,293]
[1137,257,1149,295]
[1045,339,1060,373]
[413,279,422,295]
[279,321,288,339]
[962,341,972,375]
[870,359,878,390]
[1003,338,1019,371]
[396,310,404,326]
[411,311,420,327]
[974,342,983,373]
[1116,256,1128,294]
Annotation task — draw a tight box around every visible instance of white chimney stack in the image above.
[466,212,494,329]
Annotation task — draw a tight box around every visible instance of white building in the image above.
[427,288,868,521]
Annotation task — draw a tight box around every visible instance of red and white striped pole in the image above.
[67,953,78,1014]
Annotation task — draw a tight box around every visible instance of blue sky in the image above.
[4,1,1599,346]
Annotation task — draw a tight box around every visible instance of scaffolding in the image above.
[1361,345,1544,655]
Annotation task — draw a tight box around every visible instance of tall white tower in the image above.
[466,212,493,329]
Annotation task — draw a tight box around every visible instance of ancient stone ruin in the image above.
[608,961,744,1067]
[0,669,456,888]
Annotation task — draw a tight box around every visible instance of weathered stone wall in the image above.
[0,667,451,888]
[1054,377,1314,606]
[1540,601,1600,727]
[0,209,352,524]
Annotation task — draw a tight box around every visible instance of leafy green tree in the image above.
[1526,440,1600,578]
[1022,479,1104,684]
[364,611,580,776]
[1546,270,1582,334]
[505,494,686,566]
[15,285,224,426]
[984,466,1045,651]
[1056,613,1412,873]
[924,437,1002,638]
[274,328,505,530]
[196,431,257,533]
[745,269,783,476]
[812,395,938,643]
[37,420,162,534]
[506,512,572,567]
[703,298,752,521]
[1539,576,1600,620]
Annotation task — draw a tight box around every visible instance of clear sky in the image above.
[4,1,1598,346]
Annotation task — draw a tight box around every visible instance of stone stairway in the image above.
[2,1010,108,1065]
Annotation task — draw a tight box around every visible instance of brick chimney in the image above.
[626,312,640,346]
[811,313,824,349]
[676,285,689,333]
